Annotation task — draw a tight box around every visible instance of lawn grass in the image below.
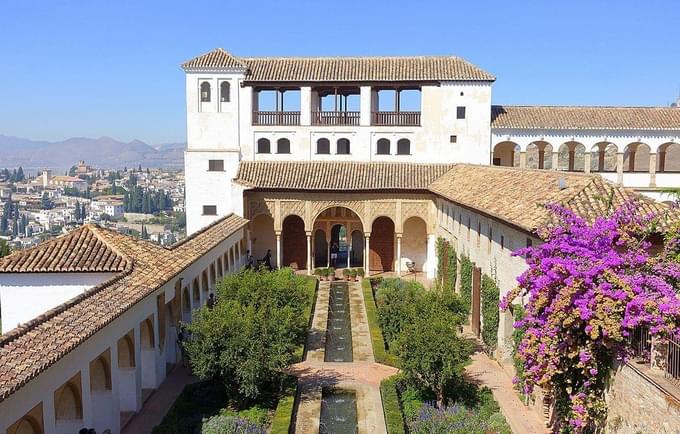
[270,375,298,434]
[293,276,318,362]
[361,278,400,367]
[380,376,407,434]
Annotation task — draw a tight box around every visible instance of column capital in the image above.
[275,231,282,237]
[364,232,371,238]
[395,232,403,239]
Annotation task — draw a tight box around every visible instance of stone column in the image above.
[306,232,312,274]
[396,234,403,275]
[300,86,312,126]
[365,234,371,272]
[552,151,559,170]
[275,232,282,269]
[616,152,624,185]
[519,151,527,169]
[584,153,592,174]
[360,85,372,126]
[426,234,436,279]
[650,153,657,187]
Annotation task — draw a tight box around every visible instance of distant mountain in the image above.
[0,135,186,173]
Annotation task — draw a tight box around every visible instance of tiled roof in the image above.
[428,165,673,232]
[491,105,680,131]
[0,214,248,402]
[234,161,455,191]
[182,48,495,82]
[0,225,128,273]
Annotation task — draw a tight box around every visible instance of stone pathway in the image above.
[465,351,549,434]
[289,281,398,434]
[122,364,198,434]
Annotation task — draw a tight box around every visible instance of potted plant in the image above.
[328,267,336,281]
[342,268,351,281]
[320,268,329,281]
[357,267,365,280]
[350,268,358,281]
[314,268,322,280]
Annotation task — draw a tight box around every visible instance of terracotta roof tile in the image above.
[491,105,680,131]
[182,48,495,82]
[0,214,247,402]
[428,165,675,232]
[0,225,129,273]
[235,161,455,191]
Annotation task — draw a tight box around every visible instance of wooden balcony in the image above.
[372,111,421,126]
[312,111,360,126]
[252,111,300,126]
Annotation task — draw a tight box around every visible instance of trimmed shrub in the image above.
[362,279,400,367]
[480,274,500,348]
[459,255,473,313]
[270,376,297,434]
[380,376,406,434]
[201,414,266,434]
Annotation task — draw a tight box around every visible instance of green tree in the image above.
[184,269,312,402]
[0,239,10,257]
[396,316,473,408]
[15,166,25,182]
[41,192,53,210]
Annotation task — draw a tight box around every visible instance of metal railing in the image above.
[666,334,680,384]
[627,326,651,361]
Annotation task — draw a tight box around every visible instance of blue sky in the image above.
[1,0,678,144]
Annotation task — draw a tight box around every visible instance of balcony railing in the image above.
[252,111,300,126]
[312,111,360,126]
[372,111,421,126]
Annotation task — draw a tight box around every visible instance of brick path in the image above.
[465,351,549,434]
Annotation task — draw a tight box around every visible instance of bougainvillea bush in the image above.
[501,200,680,433]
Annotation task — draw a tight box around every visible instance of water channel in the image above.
[319,388,358,434]
[324,281,353,362]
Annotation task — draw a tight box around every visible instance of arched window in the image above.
[220,81,230,102]
[317,138,330,154]
[200,82,211,102]
[277,138,291,154]
[257,138,271,154]
[377,138,390,155]
[337,138,350,155]
[397,138,411,155]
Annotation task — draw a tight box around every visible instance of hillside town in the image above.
[0,160,186,255]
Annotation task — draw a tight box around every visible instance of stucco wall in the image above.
[0,273,117,334]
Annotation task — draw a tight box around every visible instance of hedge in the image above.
[481,274,500,348]
[294,277,318,362]
[380,376,406,434]
[362,279,400,367]
[459,255,473,313]
[270,375,298,434]
[435,237,458,292]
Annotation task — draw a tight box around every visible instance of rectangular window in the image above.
[456,106,466,119]
[208,160,224,171]
[477,221,481,248]
[488,225,493,254]
[203,205,217,215]
[500,235,505,250]
[467,216,471,241]
[450,135,457,143]
[526,238,533,248]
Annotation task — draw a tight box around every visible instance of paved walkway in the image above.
[122,365,198,434]
[289,281,398,434]
[465,351,548,434]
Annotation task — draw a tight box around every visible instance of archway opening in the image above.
[312,206,363,269]
[251,214,276,265]
[658,142,680,172]
[313,229,328,268]
[370,216,395,272]
[282,214,307,270]
[558,142,586,171]
[624,143,651,172]
[590,142,618,172]
[492,141,519,167]
[350,230,364,267]
[401,216,427,272]
[527,142,553,169]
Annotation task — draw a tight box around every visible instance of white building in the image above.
[183,48,680,236]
